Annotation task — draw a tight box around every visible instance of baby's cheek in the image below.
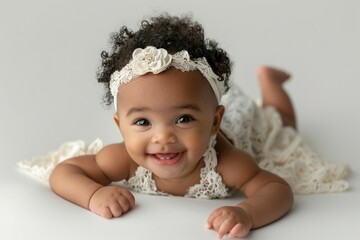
[187,140,209,159]
[124,138,147,156]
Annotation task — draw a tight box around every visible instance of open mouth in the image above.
[150,152,182,166]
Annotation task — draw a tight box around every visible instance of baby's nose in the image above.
[151,128,177,144]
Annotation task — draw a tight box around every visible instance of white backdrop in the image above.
[1,0,359,239]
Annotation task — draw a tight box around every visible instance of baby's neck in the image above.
[151,159,204,196]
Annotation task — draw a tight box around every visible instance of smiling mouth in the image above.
[150,152,182,166]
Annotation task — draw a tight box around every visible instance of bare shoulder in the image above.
[215,133,288,193]
[95,142,138,181]
[217,146,289,194]
[216,144,259,190]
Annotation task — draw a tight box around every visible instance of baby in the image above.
[49,14,348,239]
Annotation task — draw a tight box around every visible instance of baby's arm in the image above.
[49,143,135,218]
[207,149,293,238]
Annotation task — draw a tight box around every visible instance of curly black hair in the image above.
[97,14,232,106]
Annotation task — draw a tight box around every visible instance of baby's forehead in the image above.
[118,69,208,94]
[117,68,218,108]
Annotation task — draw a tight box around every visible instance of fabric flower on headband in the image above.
[132,47,172,75]
[110,46,225,111]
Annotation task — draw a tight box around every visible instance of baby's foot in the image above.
[257,66,291,85]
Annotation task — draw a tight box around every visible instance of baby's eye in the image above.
[134,119,150,126]
[176,115,194,124]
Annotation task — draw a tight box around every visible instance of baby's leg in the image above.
[257,66,297,129]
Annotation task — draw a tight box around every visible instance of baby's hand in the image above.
[88,186,135,219]
[207,206,252,239]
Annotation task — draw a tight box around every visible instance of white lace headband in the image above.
[110,46,225,111]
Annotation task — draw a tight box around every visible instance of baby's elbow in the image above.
[269,174,294,208]
[281,181,294,213]
[48,160,74,192]
[48,163,64,192]
[265,177,294,214]
[270,174,294,211]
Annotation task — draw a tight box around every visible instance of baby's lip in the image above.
[150,152,183,166]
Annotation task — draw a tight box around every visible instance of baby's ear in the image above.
[211,105,225,135]
[113,113,120,129]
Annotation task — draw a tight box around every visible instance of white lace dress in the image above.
[18,85,350,196]
[219,85,349,194]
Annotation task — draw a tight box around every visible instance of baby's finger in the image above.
[117,195,131,213]
[120,189,136,208]
[207,208,223,228]
[108,200,124,217]
[100,207,113,219]
[217,218,236,239]
[211,214,230,231]
[228,223,248,239]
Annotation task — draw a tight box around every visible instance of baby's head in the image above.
[97,14,232,108]
[97,14,232,172]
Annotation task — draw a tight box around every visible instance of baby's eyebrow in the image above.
[126,107,150,117]
[126,104,201,117]
[175,104,201,112]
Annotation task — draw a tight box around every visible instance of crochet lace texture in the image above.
[17,139,103,181]
[110,47,225,110]
[220,86,349,194]
[127,137,232,199]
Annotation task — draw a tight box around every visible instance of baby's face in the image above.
[114,67,223,180]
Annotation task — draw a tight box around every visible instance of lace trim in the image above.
[127,136,232,199]
[17,139,103,182]
[127,167,169,196]
[186,137,232,199]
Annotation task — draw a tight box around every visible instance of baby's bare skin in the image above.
[257,66,296,128]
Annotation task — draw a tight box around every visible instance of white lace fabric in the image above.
[126,136,232,199]
[220,85,350,194]
[17,139,103,182]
